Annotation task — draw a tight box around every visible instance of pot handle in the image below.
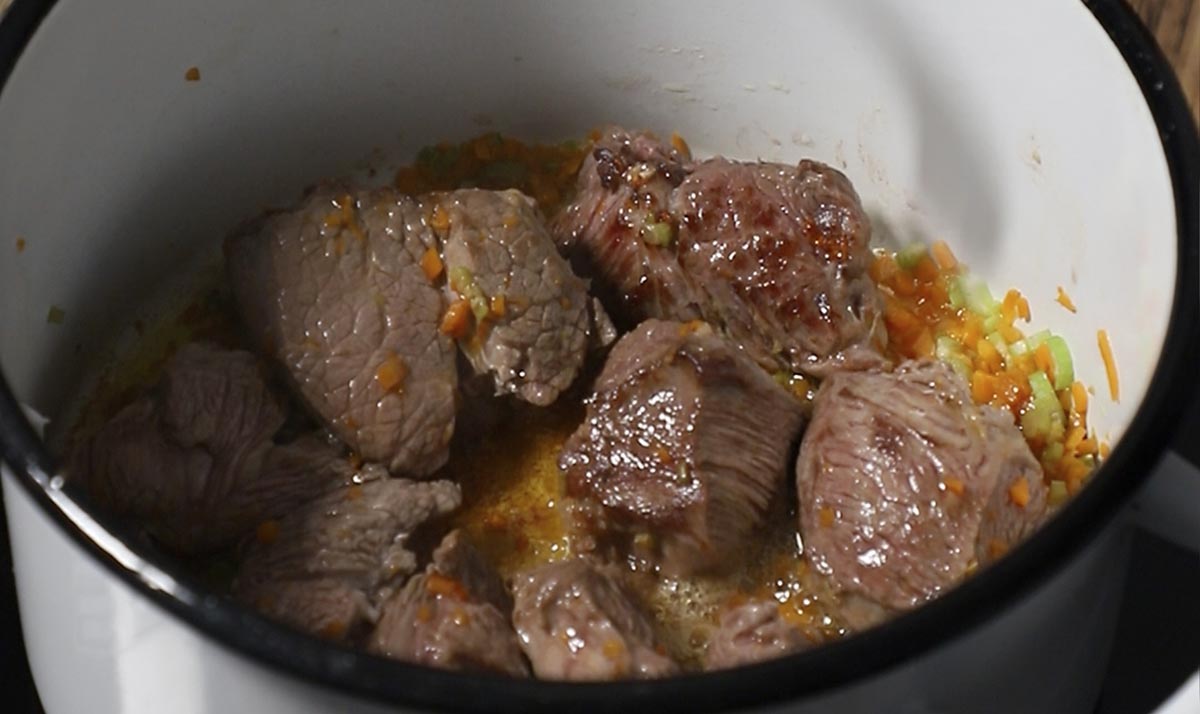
[1133,341,1200,551]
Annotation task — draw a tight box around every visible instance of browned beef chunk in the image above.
[369,530,529,676]
[795,359,1047,627]
[704,600,813,670]
[673,158,884,376]
[68,343,367,554]
[560,319,806,575]
[554,126,884,376]
[233,478,461,642]
[552,126,702,324]
[430,189,597,405]
[511,559,678,680]
[226,186,458,477]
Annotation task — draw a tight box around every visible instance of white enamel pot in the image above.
[1,1,1196,712]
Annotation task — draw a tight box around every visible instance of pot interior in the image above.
[0,0,1179,604]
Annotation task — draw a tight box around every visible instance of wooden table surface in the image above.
[0,0,1195,121]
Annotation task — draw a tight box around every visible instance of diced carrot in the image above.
[818,506,835,528]
[490,294,506,317]
[914,255,940,283]
[976,338,1003,372]
[942,478,966,496]
[375,352,408,394]
[420,247,443,282]
[870,254,900,285]
[912,328,935,358]
[1002,289,1022,323]
[256,520,280,545]
[426,573,468,600]
[1034,343,1054,383]
[1017,296,1031,321]
[884,301,921,336]
[1097,330,1119,401]
[1056,286,1077,313]
[931,240,958,271]
[1071,381,1089,417]
[1009,477,1030,508]
[971,372,996,403]
[1064,426,1086,452]
[430,204,451,232]
[1075,438,1098,456]
[999,323,1025,344]
[670,132,692,158]
[440,299,472,338]
[1099,441,1111,459]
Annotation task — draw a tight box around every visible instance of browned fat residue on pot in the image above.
[185,66,201,82]
[15,236,25,253]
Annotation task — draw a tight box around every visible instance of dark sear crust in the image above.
[560,319,807,576]
[226,186,458,477]
[673,158,886,376]
[429,189,597,406]
[370,530,529,676]
[554,125,886,377]
[795,359,1048,627]
[511,559,679,680]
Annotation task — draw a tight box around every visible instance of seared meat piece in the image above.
[555,126,884,376]
[704,600,813,670]
[560,319,806,575]
[431,189,595,405]
[233,478,461,641]
[552,126,702,323]
[69,343,365,554]
[511,559,677,680]
[370,530,529,676]
[795,359,1047,627]
[673,159,884,376]
[227,186,458,477]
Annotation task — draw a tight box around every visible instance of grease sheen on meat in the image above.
[560,319,806,575]
[704,599,813,671]
[432,189,595,405]
[370,530,529,676]
[511,559,678,680]
[233,478,461,641]
[555,126,885,376]
[227,186,458,477]
[795,359,1048,627]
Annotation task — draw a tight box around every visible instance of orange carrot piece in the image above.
[930,240,958,271]
[439,299,472,338]
[942,478,966,496]
[1097,329,1119,401]
[1056,286,1077,313]
[1009,477,1030,508]
[420,247,443,282]
[1071,381,1089,417]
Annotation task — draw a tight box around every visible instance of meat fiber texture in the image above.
[233,477,461,642]
[227,186,602,477]
[561,319,806,576]
[511,559,678,680]
[370,529,529,676]
[795,359,1048,627]
[704,599,813,671]
[68,342,376,554]
[554,125,885,378]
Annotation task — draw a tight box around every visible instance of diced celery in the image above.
[1009,339,1029,356]
[1048,480,1069,506]
[947,278,965,310]
[896,242,928,270]
[1041,442,1065,467]
[957,275,999,317]
[1046,335,1074,390]
[449,266,474,294]
[986,332,1010,357]
[983,314,1002,333]
[469,293,490,322]
[1024,330,1052,350]
[1021,370,1063,438]
[641,220,674,247]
